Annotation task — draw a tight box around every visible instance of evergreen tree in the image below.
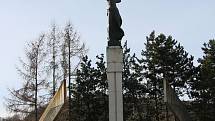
[72,55,108,121]
[190,40,215,121]
[123,41,147,121]
[141,32,164,121]
[141,31,195,121]
[122,41,133,120]
[94,54,108,121]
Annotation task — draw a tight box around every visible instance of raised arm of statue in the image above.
[107,0,124,46]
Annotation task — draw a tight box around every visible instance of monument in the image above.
[163,79,191,121]
[106,0,124,121]
[107,0,124,46]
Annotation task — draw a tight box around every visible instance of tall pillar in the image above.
[107,46,123,121]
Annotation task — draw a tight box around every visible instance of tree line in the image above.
[4,24,215,121]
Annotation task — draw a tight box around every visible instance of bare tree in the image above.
[46,23,87,97]
[46,24,61,96]
[61,23,87,78]
[5,22,87,121]
[63,23,87,121]
[6,34,48,121]
[4,114,21,121]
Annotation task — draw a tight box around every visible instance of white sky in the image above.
[0,0,215,117]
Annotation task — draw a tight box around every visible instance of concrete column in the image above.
[107,46,123,121]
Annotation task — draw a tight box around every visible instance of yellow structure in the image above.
[39,80,67,121]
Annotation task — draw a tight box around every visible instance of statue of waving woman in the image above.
[107,0,124,46]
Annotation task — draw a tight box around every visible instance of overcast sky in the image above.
[0,0,215,117]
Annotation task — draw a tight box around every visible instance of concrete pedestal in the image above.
[107,46,123,121]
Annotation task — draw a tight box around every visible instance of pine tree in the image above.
[94,54,108,121]
[190,40,215,121]
[72,55,108,121]
[141,31,195,121]
[123,41,147,121]
[122,41,133,120]
[141,32,163,121]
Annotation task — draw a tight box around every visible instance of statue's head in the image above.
[107,0,121,3]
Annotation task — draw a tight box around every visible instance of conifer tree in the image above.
[72,55,108,121]
[123,41,147,121]
[190,40,215,121]
[141,31,195,121]
[46,24,61,96]
[122,41,133,120]
[6,35,48,121]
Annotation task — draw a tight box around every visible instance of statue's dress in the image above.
[108,4,124,46]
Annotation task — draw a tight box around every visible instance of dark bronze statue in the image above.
[107,0,124,46]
